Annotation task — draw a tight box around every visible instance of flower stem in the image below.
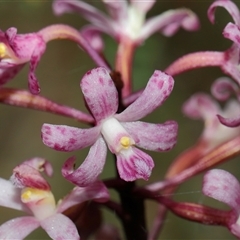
[0,88,94,124]
[115,39,136,98]
[146,135,240,192]
[165,51,225,76]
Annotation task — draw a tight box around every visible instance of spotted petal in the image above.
[42,124,101,152]
[40,213,79,240]
[62,137,107,186]
[57,181,109,213]
[122,121,178,151]
[116,70,174,122]
[203,169,240,214]
[116,147,154,181]
[80,67,118,122]
[0,217,40,239]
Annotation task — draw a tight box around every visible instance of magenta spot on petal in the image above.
[69,138,76,144]
[99,77,104,85]
[86,70,91,75]
[157,80,164,89]
[54,143,66,151]
[153,72,159,77]
[207,185,219,192]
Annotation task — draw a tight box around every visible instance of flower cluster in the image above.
[1,0,240,239]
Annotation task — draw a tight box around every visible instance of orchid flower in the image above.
[41,67,178,184]
[203,169,240,238]
[0,24,109,94]
[53,0,199,48]
[208,0,240,84]
[182,93,240,151]
[0,27,46,94]
[0,157,109,239]
[211,77,240,127]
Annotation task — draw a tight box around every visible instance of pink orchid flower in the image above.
[0,27,46,94]
[41,67,178,184]
[0,158,109,239]
[53,0,199,49]
[203,169,240,238]
[183,92,240,151]
[208,0,240,84]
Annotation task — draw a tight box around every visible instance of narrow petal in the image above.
[41,213,80,240]
[53,0,113,34]
[102,0,128,23]
[217,114,240,127]
[203,169,240,214]
[122,121,178,151]
[116,70,174,122]
[28,40,46,94]
[62,137,107,186]
[57,181,109,213]
[0,216,39,239]
[41,124,100,151]
[80,67,118,122]
[140,9,199,41]
[117,147,154,181]
[0,178,27,212]
[208,0,240,25]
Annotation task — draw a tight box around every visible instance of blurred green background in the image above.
[0,0,239,239]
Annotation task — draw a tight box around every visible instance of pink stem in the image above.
[146,135,240,192]
[115,39,136,98]
[165,51,225,76]
[0,88,94,124]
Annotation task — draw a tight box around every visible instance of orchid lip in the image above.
[21,187,56,221]
[100,117,135,153]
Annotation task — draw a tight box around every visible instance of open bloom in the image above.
[208,0,240,84]
[41,67,178,184]
[203,169,240,238]
[0,157,109,239]
[0,27,46,94]
[53,0,199,49]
